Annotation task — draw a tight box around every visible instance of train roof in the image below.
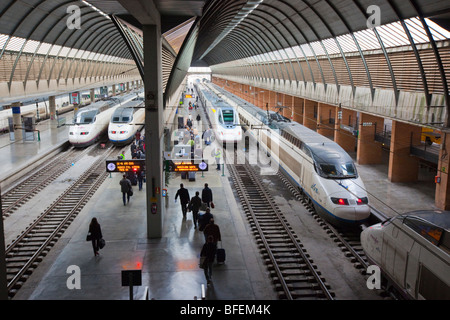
[402,210,450,231]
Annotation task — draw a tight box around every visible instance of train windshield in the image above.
[310,145,357,179]
[112,108,134,123]
[74,110,97,124]
[222,110,234,124]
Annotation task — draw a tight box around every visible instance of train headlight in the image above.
[120,130,128,134]
[331,197,349,205]
[80,132,89,135]
[357,197,368,205]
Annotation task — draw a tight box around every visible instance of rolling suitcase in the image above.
[216,242,226,264]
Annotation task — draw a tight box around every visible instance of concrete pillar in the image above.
[303,99,317,131]
[90,88,95,103]
[0,194,7,300]
[282,94,294,120]
[112,84,116,96]
[144,24,163,238]
[12,102,22,142]
[357,113,384,165]
[49,96,57,128]
[317,103,335,138]
[388,120,421,182]
[435,132,450,210]
[126,81,130,92]
[334,108,357,152]
[293,97,303,123]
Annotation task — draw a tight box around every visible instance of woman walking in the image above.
[88,217,103,256]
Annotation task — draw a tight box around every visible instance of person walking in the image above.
[119,174,132,205]
[189,191,202,229]
[200,235,217,285]
[137,170,144,191]
[201,183,213,208]
[175,183,190,218]
[198,207,214,232]
[203,218,221,244]
[88,217,103,257]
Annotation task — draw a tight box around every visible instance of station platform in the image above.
[12,153,276,300]
[0,97,439,302]
[0,114,71,192]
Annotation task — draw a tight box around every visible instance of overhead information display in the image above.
[165,159,208,172]
[106,160,145,173]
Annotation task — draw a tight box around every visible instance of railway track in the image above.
[276,172,382,274]
[4,145,117,298]
[228,163,335,300]
[1,146,91,218]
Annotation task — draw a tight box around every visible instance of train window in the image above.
[403,217,444,246]
[223,110,234,123]
[75,110,97,124]
[418,265,450,300]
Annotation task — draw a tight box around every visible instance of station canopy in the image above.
[0,0,449,108]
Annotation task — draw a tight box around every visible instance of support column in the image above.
[357,113,384,165]
[12,102,22,142]
[303,99,317,130]
[293,97,303,123]
[335,108,358,152]
[112,84,116,96]
[0,194,7,299]
[317,103,335,138]
[144,24,163,238]
[90,88,95,103]
[388,120,421,182]
[436,132,450,210]
[49,96,57,128]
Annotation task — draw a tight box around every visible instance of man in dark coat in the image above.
[198,208,213,232]
[119,174,132,205]
[201,183,213,208]
[175,183,190,218]
[189,191,202,228]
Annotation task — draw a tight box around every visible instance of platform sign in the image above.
[69,92,80,105]
[165,159,208,172]
[106,160,145,173]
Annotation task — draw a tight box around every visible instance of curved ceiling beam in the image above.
[385,0,430,107]
[409,0,449,126]
[288,0,355,97]
[351,0,400,106]
[322,0,375,101]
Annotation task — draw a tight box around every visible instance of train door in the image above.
[405,241,421,299]
[381,224,398,276]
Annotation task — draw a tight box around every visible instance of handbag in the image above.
[210,202,215,209]
[86,232,92,241]
[127,188,133,197]
[99,238,105,249]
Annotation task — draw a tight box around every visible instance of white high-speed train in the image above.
[209,82,370,227]
[69,98,122,147]
[108,98,145,146]
[195,82,242,144]
[361,210,450,299]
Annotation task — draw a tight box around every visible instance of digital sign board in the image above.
[165,160,208,172]
[106,160,145,173]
